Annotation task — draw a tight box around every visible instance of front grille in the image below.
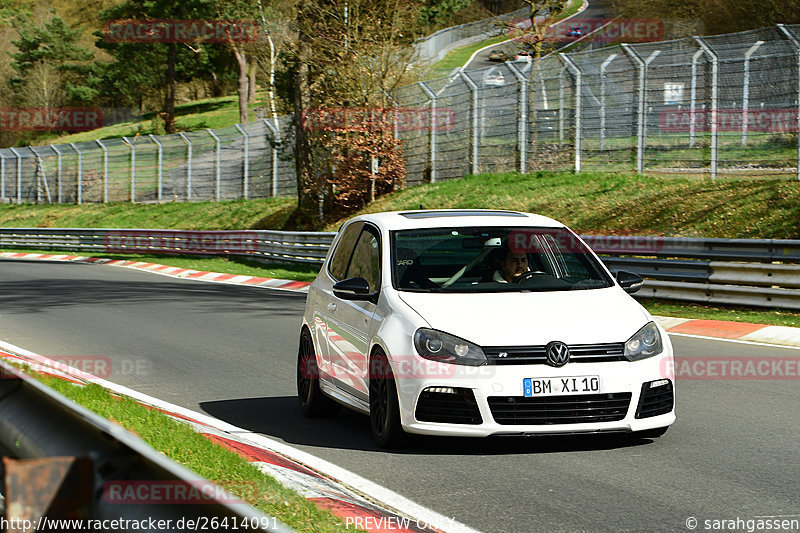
[484,343,626,365]
[415,388,483,425]
[635,381,674,419]
[488,393,632,425]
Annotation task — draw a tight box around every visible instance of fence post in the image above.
[600,53,618,150]
[122,137,136,203]
[559,54,582,173]
[418,82,437,182]
[69,143,83,204]
[0,152,6,200]
[207,129,222,201]
[778,24,800,181]
[689,47,704,148]
[9,147,22,204]
[178,133,193,201]
[695,37,719,179]
[262,119,280,197]
[51,145,63,203]
[30,147,52,204]
[507,61,528,174]
[741,41,764,146]
[148,135,163,202]
[558,66,567,144]
[459,71,480,175]
[234,124,250,200]
[95,140,109,203]
[622,45,660,174]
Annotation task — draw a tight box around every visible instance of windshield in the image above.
[391,226,613,293]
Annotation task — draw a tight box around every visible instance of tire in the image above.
[635,426,669,439]
[369,350,406,448]
[297,330,338,417]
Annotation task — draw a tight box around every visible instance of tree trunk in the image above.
[164,43,176,134]
[294,0,319,226]
[248,62,257,104]
[231,45,249,125]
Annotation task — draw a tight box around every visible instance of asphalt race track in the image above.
[1,260,799,532]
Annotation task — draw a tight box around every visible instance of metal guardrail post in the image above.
[689,47,704,148]
[741,41,764,146]
[178,132,193,201]
[778,24,800,181]
[459,71,480,175]
[559,54,582,173]
[507,61,528,174]
[262,119,280,198]
[122,137,136,203]
[149,134,164,202]
[207,129,222,201]
[69,143,83,205]
[622,45,660,174]
[599,53,617,151]
[418,82,438,182]
[695,37,719,179]
[9,147,22,204]
[234,124,250,200]
[51,145,63,203]
[95,140,109,203]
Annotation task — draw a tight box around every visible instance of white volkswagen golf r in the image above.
[298,210,675,447]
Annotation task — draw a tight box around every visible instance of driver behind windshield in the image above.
[492,244,530,283]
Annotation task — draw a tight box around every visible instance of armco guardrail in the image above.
[2,228,800,310]
[0,359,293,532]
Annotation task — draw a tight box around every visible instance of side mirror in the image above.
[615,270,643,294]
[333,277,378,302]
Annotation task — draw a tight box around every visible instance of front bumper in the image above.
[393,352,676,437]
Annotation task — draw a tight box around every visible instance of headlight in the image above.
[624,322,663,361]
[413,329,487,366]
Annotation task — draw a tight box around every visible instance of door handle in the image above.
[327,302,337,311]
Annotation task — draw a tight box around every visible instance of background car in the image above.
[488,49,507,62]
[568,25,583,37]
[298,210,676,447]
[514,50,532,62]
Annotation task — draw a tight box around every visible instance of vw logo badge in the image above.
[545,341,570,367]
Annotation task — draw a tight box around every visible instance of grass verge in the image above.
[22,371,361,533]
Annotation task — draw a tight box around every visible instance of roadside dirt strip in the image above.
[4,252,800,348]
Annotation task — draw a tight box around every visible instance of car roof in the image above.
[348,209,565,232]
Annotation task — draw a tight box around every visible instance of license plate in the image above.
[523,376,600,397]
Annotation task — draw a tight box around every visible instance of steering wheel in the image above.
[512,270,547,283]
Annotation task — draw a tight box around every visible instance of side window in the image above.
[346,228,380,292]
[329,222,363,281]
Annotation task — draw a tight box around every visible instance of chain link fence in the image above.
[1,24,799,204]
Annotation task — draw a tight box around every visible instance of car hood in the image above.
[397,288,650,346]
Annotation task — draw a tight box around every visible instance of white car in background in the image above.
[298,210,676,447]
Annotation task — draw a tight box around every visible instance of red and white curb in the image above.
[0,252,311,293]
[656,316,800,348]
[0,341,478,533]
